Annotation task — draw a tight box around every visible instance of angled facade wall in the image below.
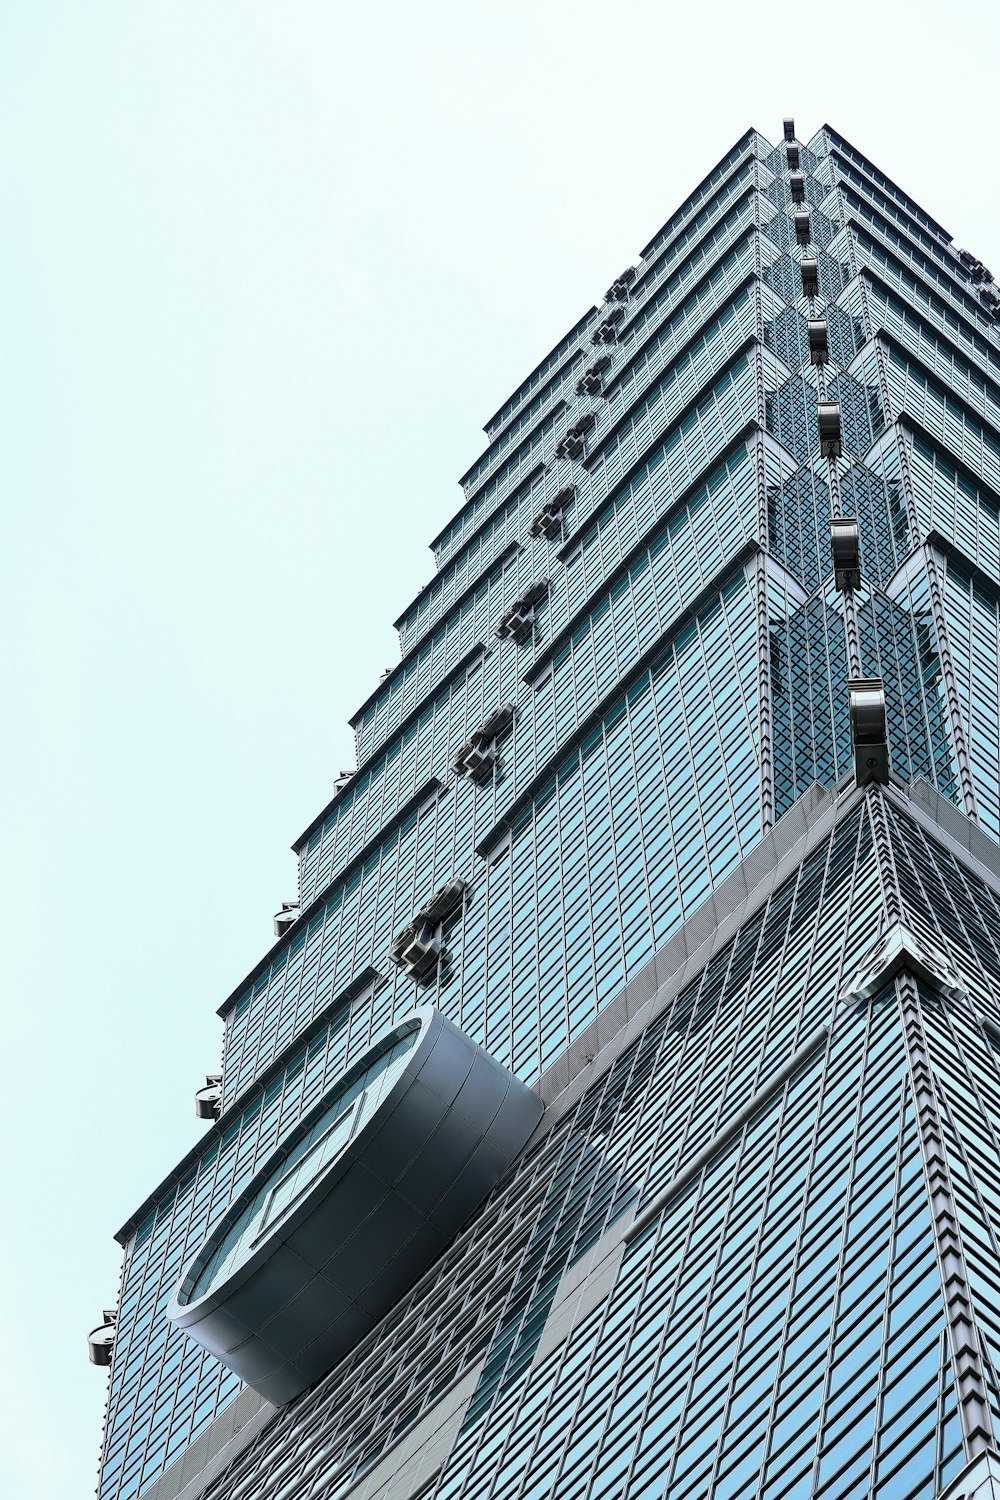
[94,121,1000,1500]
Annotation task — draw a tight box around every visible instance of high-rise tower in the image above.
[93,121,1000,1500]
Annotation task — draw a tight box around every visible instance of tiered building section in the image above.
[94,123,1000,1500]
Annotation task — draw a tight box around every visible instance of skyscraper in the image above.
[92,120,1000,1500]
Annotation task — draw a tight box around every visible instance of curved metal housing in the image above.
[807,317,829,366]
[167,1007,543,1405]
[794,210,811,246]
[830,517,860,590]
[273,902,300,939]
[849,676,889,784]
[89,1311,117,1367]
[800,258,819,298]
[817,401,842,458]
[195,1075,223,1121]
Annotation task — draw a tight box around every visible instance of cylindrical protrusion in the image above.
[817,401,843,458]
[849,677,889,784]
[831,518,861,590]
[195,1085,222,1121]
[88,1313,117,1367]
[807,318,829,365]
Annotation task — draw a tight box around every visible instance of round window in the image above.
[182,1021,420,1308]
[168,1006,542,1405]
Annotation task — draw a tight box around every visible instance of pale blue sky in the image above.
[2,3,998,1496]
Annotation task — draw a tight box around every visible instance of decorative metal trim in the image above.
[897,972,997,1460]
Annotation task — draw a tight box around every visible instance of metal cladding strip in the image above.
[893,428,982,822]
[867,335,923,549]
[895,971,997,1460]
[938,1450,1000,1500]
[813,334,862,683]
[581,332,756,475]
[830,328,869,697]
[980,1012,1000,1048]
[836,527,861,681]
[747,199,773,838]
[867,784,905,929]
[753,548,775,834]
[624,1023,832,1244]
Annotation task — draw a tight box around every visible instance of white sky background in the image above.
[1,2,998,1494]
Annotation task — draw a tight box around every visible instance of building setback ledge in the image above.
[294,643,487,855]
[224,775,443,1021]
[458,398,569,497]
[348,543,520,733]
[530,775,1000,1159]
[392,466,544,634]
[855,259,1000,377]
[897,411,1000,517]
[638,132,756,262]
[130,1385,275,1500]
[938,1449,1000,1500]
[115,967,383,1244]
[602,253,757,406]
[537,423,761,683]
[480,309,597,445]
[583,309,757,482]
[822,126,952,242]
